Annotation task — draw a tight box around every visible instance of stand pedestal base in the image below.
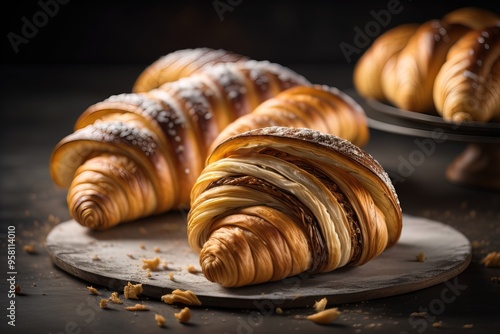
[446,143,500,190]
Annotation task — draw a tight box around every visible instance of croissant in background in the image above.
[188,127,402,287]
[434,26,500,122]
[133,48,248,93]
[50,54,310,230]
[354,6,500,122]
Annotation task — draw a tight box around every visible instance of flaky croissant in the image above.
[209,85,370,152]
[433,26,500,122]
[50,59,309,230]
[132,48,248,93]
[355,7,500,120]
[354,23,419,101]
[188,127,402,287]
[381,20,470,112]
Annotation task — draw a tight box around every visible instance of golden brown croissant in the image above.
[434,26,500,122]
[50,59,310,230]
[132,48,248,93]
[209,85,370,152]
[381,20,470,112]
[354,23,419,101]
[188,127,402,287]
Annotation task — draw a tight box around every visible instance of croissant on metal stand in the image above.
[354,6,500,121]
[50,53,310,230]
[188,126,402,287]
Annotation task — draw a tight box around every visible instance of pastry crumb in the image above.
[410,312,427,317]
[142,256,161,271]
[124,282,143,299]
[155,313,166,327]
[139,244,146,250]
[186,264,198,274]
[153,247,161,253]
[432,321,443,328]
[169,272,175,281]
[127,254,136,259]
[23,245,36,254]
[161,289,201,306]
[313,297,328,312]
[463,324,474,329]
[416,252,426,262]
[125,303,148,311]
[99,299,108,309]
[87,286,100,295]
[146,269,152,278]
[276,307,283,314]
[174,307,191,323]
[109,292,123,304]
[306,308,341,324]
[92,254,100,261]
[480,251,500,267]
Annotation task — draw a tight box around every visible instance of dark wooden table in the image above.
[1,63,499,333]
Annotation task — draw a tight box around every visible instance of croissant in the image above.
[209,84,370,152]
[132,48,248,93]
[433,26,500,122]
[354,23,419,101]
[381,20,470,112]
[50,59,310,230]
[187,127,402,287]
[355,7,500,119]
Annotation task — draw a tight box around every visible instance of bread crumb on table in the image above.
[275,307,283,314]
[23,245,37,254]
[186,264,198,274]
[313,297,328,312]
[125,303,149,311]
[432,321,443,328]
[174,307,191,323]
[161,289,202,306]
[416,252,426,262]
[109,292,123,304]
[155,313,166,327]
[153,247,161,253]
[306,308,341,324]
[99,299,108,309]
[124,282,143,299]
[87,286,100,295]
[480,251,500,267]
[142,256,161,270]
[463,324,474,329]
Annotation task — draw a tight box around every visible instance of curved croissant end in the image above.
[442,7,500,30]
[382,20,470,113]
[132,48,248,93]
[188,127,402,287]
[50,59,310,230]
[354,23,419,101]
[434,26,500,123]
[209,85,370,153]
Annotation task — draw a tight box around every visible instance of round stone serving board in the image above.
[45,213,471,309]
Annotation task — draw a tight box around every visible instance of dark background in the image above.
[2,0,499,67]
